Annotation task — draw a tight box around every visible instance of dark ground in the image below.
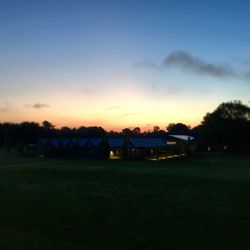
[1,152,250,250]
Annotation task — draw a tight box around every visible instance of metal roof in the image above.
[37,137,171,149]
[86,138,103,147]
[49,139,61,148]
[128,138,166,148]
[78,138,88,147]
[61,139,73,147]
[169,134,194,141]
[107,138,124,148]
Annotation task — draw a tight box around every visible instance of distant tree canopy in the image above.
[153,126,160,133]
[203,101,250,122]
[42,120,55,130]
[201,101,250,152]
[133,127,141,134]
[1,100,250,153]
[167,123,190,134]
[121,127,143,137]
[0,122,108,149]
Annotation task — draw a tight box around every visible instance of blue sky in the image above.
[1,0,250,130]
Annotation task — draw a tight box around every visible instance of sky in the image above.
[1,0,250,131]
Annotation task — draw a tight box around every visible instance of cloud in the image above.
[119,112,141,118]
[26,103,50,109]
[133,51,250,82]
[106,105,124,111]
[0,107,8,112]
[132,50,250,86]
[164,51,235,78]
[0,103,13,113]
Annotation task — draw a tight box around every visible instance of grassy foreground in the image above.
[1,152,250,250]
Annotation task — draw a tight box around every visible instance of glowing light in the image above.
[109,150,122,159]
[109,150,114,158]
[167,141,177,145]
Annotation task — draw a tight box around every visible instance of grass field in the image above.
[1,152,250,250]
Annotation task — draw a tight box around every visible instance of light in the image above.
[109,150,122,159]
[167,141,176,145]
[109,150,114,158]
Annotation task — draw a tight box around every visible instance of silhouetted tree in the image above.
[122,128,133,137]
[60,127,74,138]
[153,126,160,133]
[167,123,190,134]
[76,126,88,137]
[201,101,250,152]
[132,127,141,135]
[42,120,54,130]
[75,126,106,138]
[107,130,121,137]
[41,120,57,138]
[87,126,107,137]
[19,122,42,144]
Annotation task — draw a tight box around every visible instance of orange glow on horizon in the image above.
[0,80,211,132]
[0,114,202,132]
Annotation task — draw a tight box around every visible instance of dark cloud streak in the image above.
[26,103,50,109]
[133,50,250,82]
[106,105,124,111]
[0,103,12,112]
[0,107,7,112]
[119,112,141,118]
[164,51,235,78]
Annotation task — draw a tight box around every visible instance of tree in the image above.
[60,127,74,138]
[86,126,106,137]
[122,128,133,137]
[167,123,190,134]
[42,120,55,130]
[41,120,57,138]
[153,126,160,133]
[132,127,141,135]
[75,126,106,138]
[19,122,42,144]
[201,101,250,152]
[205,101,250,121]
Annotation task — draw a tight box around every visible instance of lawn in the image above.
[1,152,250,250]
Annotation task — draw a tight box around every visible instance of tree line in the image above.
[0,100,250,153]
[0,121,187,148]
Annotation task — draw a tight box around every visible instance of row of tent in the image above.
[36,136,194,159]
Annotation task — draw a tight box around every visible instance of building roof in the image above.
[128,138,166,148]
[107,138,124,148]
[37,137,172,149]
[86,138,103,147]
[169,134,194,141]
[78,138,88,147]
[61,139,73,147]
[49,138,61,148]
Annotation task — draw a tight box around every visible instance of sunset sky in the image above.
[1,0,250,131]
